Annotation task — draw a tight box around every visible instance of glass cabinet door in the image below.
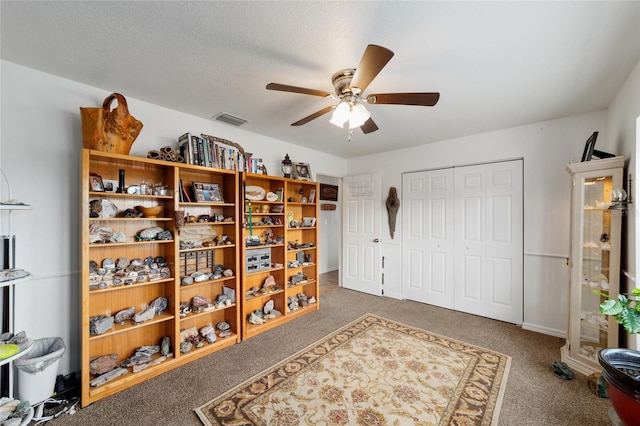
[577,175,614,363]
[563,156,623,375]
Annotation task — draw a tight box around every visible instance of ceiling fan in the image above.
[266,44,440,134]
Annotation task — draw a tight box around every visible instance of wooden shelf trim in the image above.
[89,278,175,294]
[179,244,236,253]
[88,312,175,341]
[89,240,174,248]
[179,303,238,322]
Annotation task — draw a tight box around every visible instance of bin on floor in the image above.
[14,337,65,404]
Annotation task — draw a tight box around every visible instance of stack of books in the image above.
[179,133,255,171]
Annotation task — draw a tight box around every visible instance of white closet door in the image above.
[402,169,454,307]
[454,160,523,325]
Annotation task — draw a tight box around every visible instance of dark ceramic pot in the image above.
[599,348,640,425]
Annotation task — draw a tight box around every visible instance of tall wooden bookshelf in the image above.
[240,173,319,340]
[80,149,240,407]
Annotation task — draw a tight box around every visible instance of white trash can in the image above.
[14,337,65,404]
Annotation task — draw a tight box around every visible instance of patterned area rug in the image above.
[195,314,511,425]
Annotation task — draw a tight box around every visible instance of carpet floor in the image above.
[47,276,613,425]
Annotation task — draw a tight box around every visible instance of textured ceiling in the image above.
[1,1,639,158]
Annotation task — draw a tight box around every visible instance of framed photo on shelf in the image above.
[102,179,117,192]
[90,174,104,192]
[193,182,224,203]
[303,217,317,227]
[293,162,312,181]
[308,189,316,203]
[581,131,598,162]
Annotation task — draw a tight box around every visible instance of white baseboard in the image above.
[383,291,403,300]
[522,322,566,338]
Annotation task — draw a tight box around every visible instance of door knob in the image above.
[373,238,380,243]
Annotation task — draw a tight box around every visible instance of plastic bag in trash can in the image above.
[14,337,65,374]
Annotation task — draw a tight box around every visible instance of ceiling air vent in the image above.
[212,112,248,127]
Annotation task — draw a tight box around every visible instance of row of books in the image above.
[244,153,265,175]
[178,133,262,172]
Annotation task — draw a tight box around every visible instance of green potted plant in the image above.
[598,288,640,334]
[596,288,640,425]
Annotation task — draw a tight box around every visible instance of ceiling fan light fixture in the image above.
[349,103,371,129]
[329,101,350,127]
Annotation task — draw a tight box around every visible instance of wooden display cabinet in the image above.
[561,156,625,375]
[81,150,240,407]
[240,174,319,340]
[283,179,320,322]
[176,165,240,358]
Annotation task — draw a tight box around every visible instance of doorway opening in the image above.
[316,174,342,295]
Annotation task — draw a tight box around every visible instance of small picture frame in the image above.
[581,131,598,162]
[102,179,117,192]
[308,189,316,203]
[209,183,224,202]
[90,174,104,192]
[276,188,284,202]
[319,183,339,201]
[193,182,224,203]
[293,163,312,181]
[271,204,284,213]
[303,217,317,227]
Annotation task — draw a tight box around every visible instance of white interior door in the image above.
[342,173,382,295]
[454,160,523,324]
[402,168,454,307]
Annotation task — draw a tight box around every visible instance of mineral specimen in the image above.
[90,367,127,387]
[200,324,217,343]
[134,307,155,324]
[116,257,130,269]
[90,315,114,335]
[249,312,265,325]
[150,297,168,314]
[191,295,213,312]
[89,354,118,375]
[180,327,198,343]
[263,275,276,289]
[120,353,152,368]
[180,342,192,354]
[161,336,171,356]
[157,230,173,240]
[114,307,135,324]
[89,224,113,244]
[263,300,274,315]
[216,321,230,331]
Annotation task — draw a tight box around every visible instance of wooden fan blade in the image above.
[291,105,335,126]
[367,92,440,106]
[360,117,379,134]
[349,45,394,93]
[266,83,332,98]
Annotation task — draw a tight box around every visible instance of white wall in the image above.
[606,59,640,348]
[0,60,347,375]
[347,111,611,336]
[315,174,341,274]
